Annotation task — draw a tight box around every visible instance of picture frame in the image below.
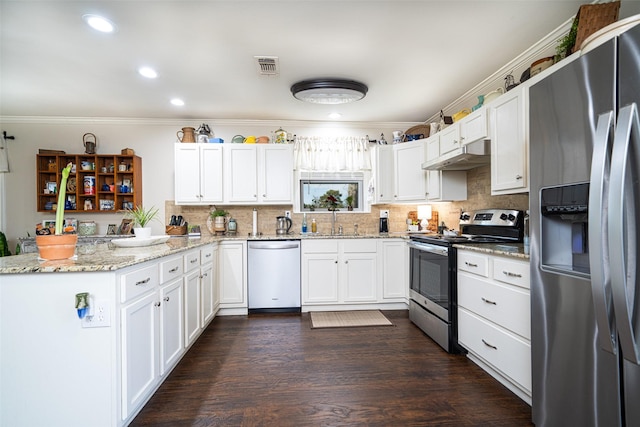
[106,224,117,235]
[117,218,133,235]
[42,219,56,230]
[46,181,57,194]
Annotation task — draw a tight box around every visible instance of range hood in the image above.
[421,139,491,171]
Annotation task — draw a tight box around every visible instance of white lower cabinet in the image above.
[121,290,159,421]
[379,239,407,301]
[122,244,217,422]
[218,240,247,308]
[302,239,378,306]
[457,249,531,403]
[159,277,184,375]
[200,244,216,326]
[120,264,161,421]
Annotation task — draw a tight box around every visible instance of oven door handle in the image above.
[408,241,448,256]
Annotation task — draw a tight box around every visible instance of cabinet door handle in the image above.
[190,259,198,264]
[164,296,170,302]
[345,260,349,264]
[481,297,497,305]
[154,301,161,307]
[516,175,523,180]
[335,260,338,264]
[482,339,497,350]
[262,194,266,197]
[201,272,208,278]
[465,261,478,267]
[205,253,212,259]
[503,270,522,278]
[135,277,151,286]
[169,266,179,273]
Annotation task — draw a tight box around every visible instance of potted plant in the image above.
[345,195,354,211]
[209,206,229,234]
[35,162,78,260]
[125,205,159,239]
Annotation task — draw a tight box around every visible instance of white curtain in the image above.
[293,136,372,172]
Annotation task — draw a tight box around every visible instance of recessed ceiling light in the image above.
[83,14,116,33]
[138,67,158,79]
[170,98,185,106]
[328,112,342,119]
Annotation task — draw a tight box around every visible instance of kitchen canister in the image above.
[83,176,96,195]
[78,221,97,236]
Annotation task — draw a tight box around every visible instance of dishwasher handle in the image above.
[249,241,300,250]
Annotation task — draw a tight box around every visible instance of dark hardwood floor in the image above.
[131,310,532,426]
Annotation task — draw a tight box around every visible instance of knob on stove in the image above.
[460,213,470,221]
[500,213,508,221]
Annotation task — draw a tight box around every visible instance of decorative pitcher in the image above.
[177,127,196,143]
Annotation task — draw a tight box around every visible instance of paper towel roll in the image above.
[252,208,258,236]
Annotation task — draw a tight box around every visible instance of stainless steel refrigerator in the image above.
[529,22,640,426]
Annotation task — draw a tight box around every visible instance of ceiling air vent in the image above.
[254,56,279,75]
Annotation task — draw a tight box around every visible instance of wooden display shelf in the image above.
[36,154,142,213]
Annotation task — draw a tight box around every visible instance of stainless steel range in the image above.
[408,208,524,353]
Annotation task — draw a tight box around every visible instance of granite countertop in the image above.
[1,232,407,274]
[453,242,530,260]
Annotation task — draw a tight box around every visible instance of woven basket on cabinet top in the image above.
[572,1,621,53]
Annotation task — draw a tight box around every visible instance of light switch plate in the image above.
[379,210,389,218]
[285,211,291,218]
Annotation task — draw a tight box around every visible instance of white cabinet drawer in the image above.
[302,239,339,254]
[200,245,215,265]
[160,256,183,284]
[184,250,201,272]
[458,308,531,393]
[121,264,159,303]
[342,239,377,253]
[458,252,489,277]
[458,273,530,339]
[493,257,529,289]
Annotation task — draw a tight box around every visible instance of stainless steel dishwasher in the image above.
[247,240,301,313]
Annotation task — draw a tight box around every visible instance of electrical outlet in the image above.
[285,211,291,218]
[379,210,389,218]
[82,300,111,328]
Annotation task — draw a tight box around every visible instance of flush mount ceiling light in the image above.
[291,79,368,104]
[83,14,116,33]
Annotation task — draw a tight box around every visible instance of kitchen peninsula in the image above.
[0,233,409,427]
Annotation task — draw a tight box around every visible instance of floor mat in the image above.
[310,310,393,328]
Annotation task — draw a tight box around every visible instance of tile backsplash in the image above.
[166,165,529,235]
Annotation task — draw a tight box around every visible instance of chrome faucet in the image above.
[331,210,337,235]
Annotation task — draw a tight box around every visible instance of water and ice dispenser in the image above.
[540,183,590,277]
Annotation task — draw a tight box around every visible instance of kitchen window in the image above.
[295,172,368,213]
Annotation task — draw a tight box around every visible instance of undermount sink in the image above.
[494,244,519,252]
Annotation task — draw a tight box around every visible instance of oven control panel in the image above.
[459,209,522,227]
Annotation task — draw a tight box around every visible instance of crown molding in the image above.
[0,115,419,129]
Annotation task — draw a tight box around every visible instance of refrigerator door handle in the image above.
[609,102,640,364]
[589,110,617,354]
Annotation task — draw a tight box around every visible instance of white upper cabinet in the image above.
[259,145,294,204]
[394,140,427,202]
[374,145,395,203]
[490,86,529,194]
[460,108,489,145]
[224,145,258,202]
[174,144,223,205]
[439,124,461,156]
[224,145,293,204]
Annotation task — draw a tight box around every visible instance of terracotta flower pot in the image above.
[35,234,78,260]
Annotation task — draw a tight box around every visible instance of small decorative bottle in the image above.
[302,213,308,233]
[311,218,317,233]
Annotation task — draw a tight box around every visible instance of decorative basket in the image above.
[572,1,620,53]
[165,225,187,236]
[404,124,430,140]
[121,148,135,155]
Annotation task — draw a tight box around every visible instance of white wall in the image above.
[0,117,417,248]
